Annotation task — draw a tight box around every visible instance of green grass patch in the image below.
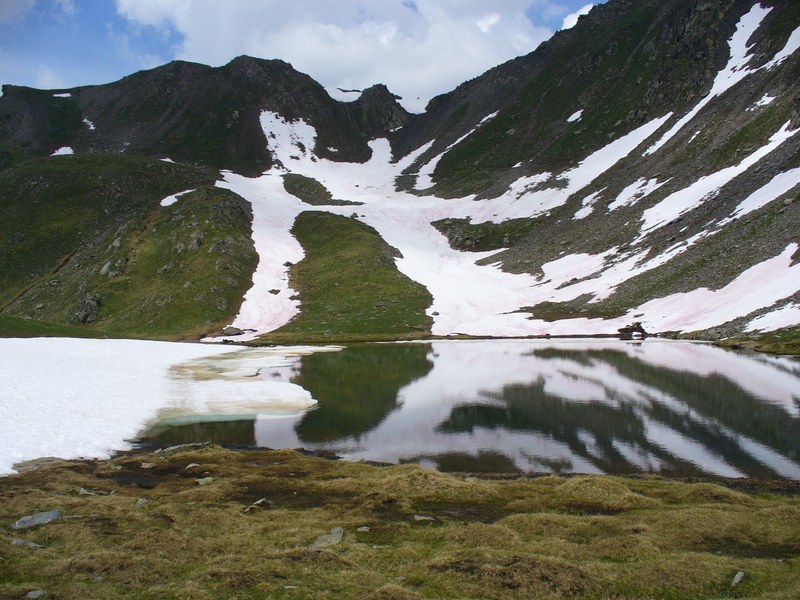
[719,326,800,355]
[282,173,361,206]
[272,212,432,339]
[74,186,258,339]
[0,314,107,338]
[1,446,798,599]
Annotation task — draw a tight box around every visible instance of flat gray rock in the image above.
[309,526,344,550]
[12,539,43,549]
[11,511,62,530]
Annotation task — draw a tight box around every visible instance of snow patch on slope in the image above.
[221,106,799,338]
[644,3,774,155]
[160,189,195,207]
[608,177,668,211]
[639,121,798,236]
[51,146,73,156]
[747,303,800,332]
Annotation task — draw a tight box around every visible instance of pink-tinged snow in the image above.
[473,114,672,223]
[747,303,800,333]
[159,188,195,207]
[50,146,73,156]
[644,4,773,156]
[253,339,800,477]
[572,189,605,220]
[567,109,583,123]
[218,109,799,338]
[721,166,800,223]
[82,118,95,130]
[0,338,337,475]
[215,171,307,340]
[631,243,800,333]
[638,122,798,236]
[607,177,668,211]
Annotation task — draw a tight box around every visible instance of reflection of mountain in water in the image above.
[141,340,800,479]
[293,340,800,479]
[293,343,433,442]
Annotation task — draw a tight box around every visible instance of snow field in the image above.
[0,339,338,475]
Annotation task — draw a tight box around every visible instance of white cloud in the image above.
[34,64,67,89]
[561,3,593,30]
[0,0,37,23]
[55,0,75,17]
[114,0,555,113]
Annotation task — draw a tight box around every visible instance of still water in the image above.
[140,339,800,479]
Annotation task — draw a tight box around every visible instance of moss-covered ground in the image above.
[1,446,798,599]
[718,327,800,355]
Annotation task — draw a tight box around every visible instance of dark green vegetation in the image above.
[292,343,433,443]
[0,154,257,339]
[0,315,105,339]
[265,212,432,341]
[720,326,800,354]
[282,173,361,206]
[1,446,798,599]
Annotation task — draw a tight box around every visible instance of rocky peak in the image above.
[351,84,409,137]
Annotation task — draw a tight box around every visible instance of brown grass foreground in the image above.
[1,446,798,599]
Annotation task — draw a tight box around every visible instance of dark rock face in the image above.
[73,294,101,324]
[0,57,409,175]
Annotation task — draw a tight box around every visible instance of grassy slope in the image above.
[262,212,432,343]
[0,315,106,339]
[0,155,257,340]
[0,446,798,599]
[74,186,258,339]
[719,327,800,355]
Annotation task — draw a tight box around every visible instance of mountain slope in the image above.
[0,0,798,343]
[0,57,408,175]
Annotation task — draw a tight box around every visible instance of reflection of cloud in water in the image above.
[248,339,800,479]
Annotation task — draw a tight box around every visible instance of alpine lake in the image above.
[138,338,800,481]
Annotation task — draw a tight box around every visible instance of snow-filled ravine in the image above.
[0,338,340,475]
[187,2,800,341]
[204,112,800,339]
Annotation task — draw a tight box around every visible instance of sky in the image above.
[0,0,597,112]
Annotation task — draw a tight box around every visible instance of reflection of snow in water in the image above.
[253,339,800,478]
[2,337,799,479]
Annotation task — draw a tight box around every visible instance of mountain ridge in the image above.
[0,0,798,345]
